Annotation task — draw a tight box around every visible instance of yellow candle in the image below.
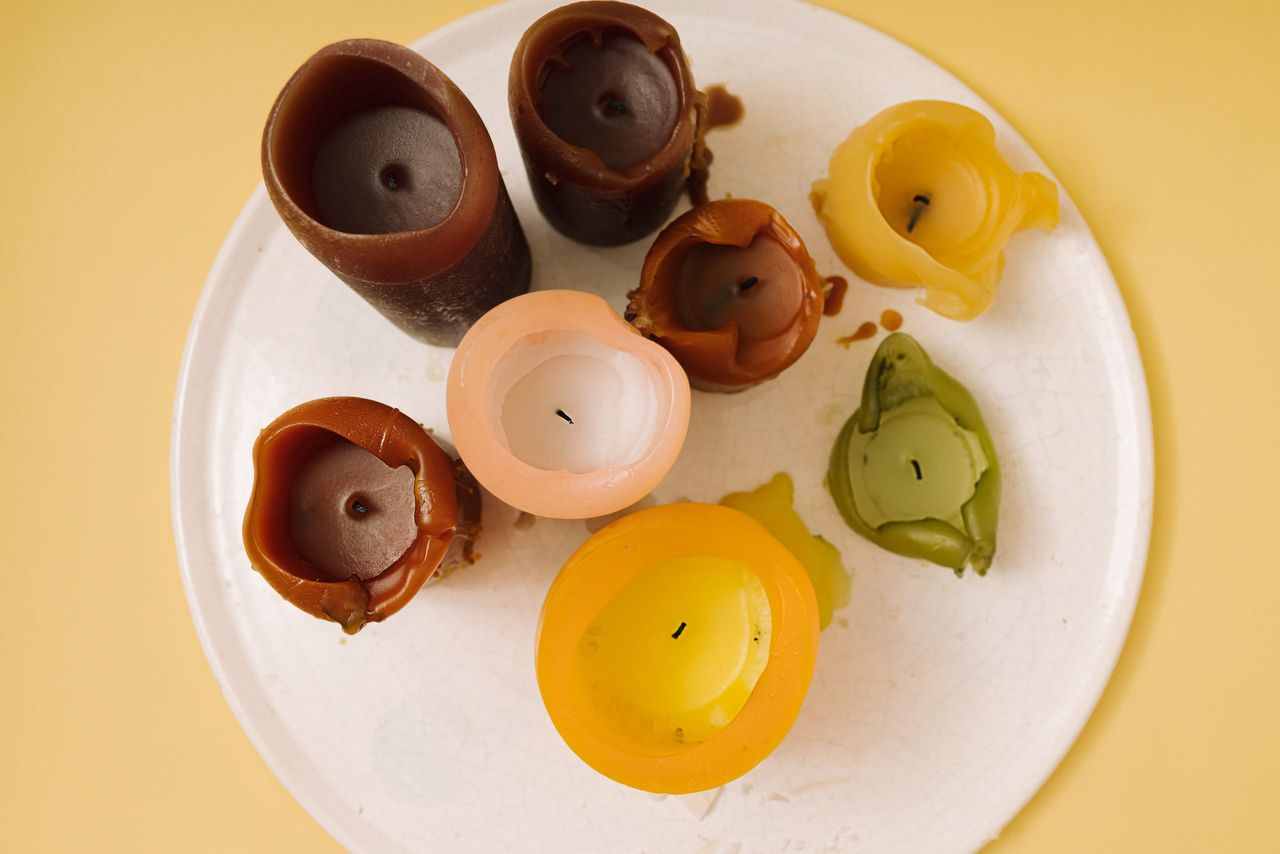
[810,100,1058,320]
[536,503,819,794]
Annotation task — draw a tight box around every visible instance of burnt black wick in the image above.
[606,98,627,115]
[351,499,369,515]
[738,275,759,293]
[910,459,923,480]
[671,621,687,639]
[907,194,930,233]
[555,408,574,424]
[383,171,400,190]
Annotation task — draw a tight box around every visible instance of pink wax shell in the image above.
[447,290,691,519]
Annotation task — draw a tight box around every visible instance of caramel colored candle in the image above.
[263,39,532,347]
[626,199,826,391]
[446,290,690,519]
[509,2,708,245]
[243,397,480,634]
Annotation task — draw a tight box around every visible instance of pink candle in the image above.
[446,290,690,518]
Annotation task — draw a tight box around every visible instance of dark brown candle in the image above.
[508,2,709,246]
[263,39,531,347]
[243,397,482,634]
[626,199,826,391]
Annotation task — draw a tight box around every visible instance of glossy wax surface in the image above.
[539,34,678,170]
[846,396,989,529]
[576,555,771,747]
[310,105,462,235]
[497,337,660,474]
[676,234,805,339]
[287,438,417,581]
[720,473,852,630]
[627,198,825,390]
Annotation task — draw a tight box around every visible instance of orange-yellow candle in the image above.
[446,290,690,519]
[536,503,819,794]
[811,100,1058,320]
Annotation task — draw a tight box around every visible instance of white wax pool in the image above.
[490,332,661,473]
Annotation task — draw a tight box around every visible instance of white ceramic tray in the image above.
[171,1,1153,850]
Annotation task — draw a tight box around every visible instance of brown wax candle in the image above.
[243,397,482,634]
[625,199,826,392]
[263,39,531,347]
[508,2,709,246]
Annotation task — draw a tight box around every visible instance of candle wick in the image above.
[703,275,762,325]
[555,408,574,424]
[671,621,687,639]
[606,98,627,115]
[910,459,923,480]
[351,499,369,515]
[907,194,930,233]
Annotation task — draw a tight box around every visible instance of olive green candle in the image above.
[828,333,1000,575]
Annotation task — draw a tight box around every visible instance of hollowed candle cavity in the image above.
[509,2,708,245]
[577,555,771,746]
[538,34,678,170]
[627,199,826,391]
[676,235,805,339]
[310,105,462,235]
[287,438,418,581]
[494,333,660,474]
[447,290,690,519]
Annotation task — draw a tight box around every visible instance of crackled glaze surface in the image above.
[172,1,1152,851]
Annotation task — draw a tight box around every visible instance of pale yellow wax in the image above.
[811,100,1058,320]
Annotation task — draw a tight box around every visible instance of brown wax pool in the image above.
[676,235,805,340]
[538,34,679,170]
[311,105,462,235]
[287,438,418,581]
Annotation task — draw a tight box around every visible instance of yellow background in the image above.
[1,0,1276,850]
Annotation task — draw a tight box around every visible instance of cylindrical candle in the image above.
[536,502,819,793]
[243,397,480,633]
[810,100,1057,321]
[508,1,708,245]
[626,199,826,391]
[446,290,690,519]
[263,39,532,346]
